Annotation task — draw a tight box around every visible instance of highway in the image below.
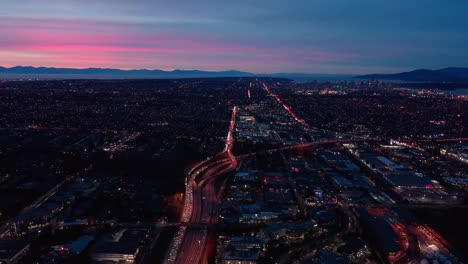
[173,158,236,263]
[164,106,238,264]
[163,83,384,263]
[164,82,387,263]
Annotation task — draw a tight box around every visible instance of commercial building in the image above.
[89,229,147,263]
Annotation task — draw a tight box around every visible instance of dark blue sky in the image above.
[1,0,467,73]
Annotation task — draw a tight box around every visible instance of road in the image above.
[164,83,385,263]
[0,165,92,238]
[164,83,383,263]
[174,158,237,264]
[261,82,374,140]
[262,82,307,126]
[164,106,238,264]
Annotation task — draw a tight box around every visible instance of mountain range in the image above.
[0,66,353,80]
[1,66,467,82]
[0,66,253,78]
[355,67,468,82]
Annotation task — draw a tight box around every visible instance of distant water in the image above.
[291,76,354,83]
[291,76,410,83]
[291,77,468,95]
[442,88,468,95]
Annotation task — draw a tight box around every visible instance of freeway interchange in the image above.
[163,81,466,264]
[164,81,385,264]
[164,85,381,263]
[164,106,238,264]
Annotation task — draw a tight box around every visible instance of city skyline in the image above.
[1,0,467,74]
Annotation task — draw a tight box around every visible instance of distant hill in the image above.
[0,66,356,80]
[355,67,468,82]
[0,66,253,79]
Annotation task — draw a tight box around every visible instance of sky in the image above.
[1,0,467,74]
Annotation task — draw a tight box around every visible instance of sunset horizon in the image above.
[2,1,467,74]
[0,2,467,264]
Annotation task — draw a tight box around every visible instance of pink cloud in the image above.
[0,17,358,71]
